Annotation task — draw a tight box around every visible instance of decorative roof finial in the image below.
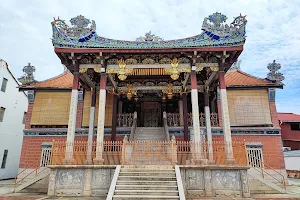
[18,63,36,84]
[228,60,241,72]
[266,60,284,83]
[136,31,163,42]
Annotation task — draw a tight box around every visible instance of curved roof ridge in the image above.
[31,71,71,85]
[235,69,272,83]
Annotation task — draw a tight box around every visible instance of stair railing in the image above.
[129,111,137,141]
[14,162,48,192]
[163,111,170,141]
[249,161,286,191]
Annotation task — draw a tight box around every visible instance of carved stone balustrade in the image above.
[168,112,219,127]
[117,113,134,127]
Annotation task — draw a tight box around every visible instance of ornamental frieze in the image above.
[52,13,246,49]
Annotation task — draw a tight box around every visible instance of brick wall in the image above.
[174,134,285,169]
[269,101,280,127]
[25,103,33,129]
[76,101,84,128]
[19,135,125,168]
[217,100,222,127]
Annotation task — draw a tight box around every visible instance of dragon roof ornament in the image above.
[136,31,163,42]
[267,60,284,83]
[18,63,36,84]
[52,12,246,49]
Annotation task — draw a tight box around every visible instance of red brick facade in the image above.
[175,134,285,169]
[217,100,222,127]
[19,135,125,169]
[269,101,280,127]
[76,101,84,128]
[25,103,34,129]
[19,134,284,169]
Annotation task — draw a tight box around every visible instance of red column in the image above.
[182,93,189,141]
[111,94,118,141]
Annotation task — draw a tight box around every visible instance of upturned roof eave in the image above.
[54,45,244,53]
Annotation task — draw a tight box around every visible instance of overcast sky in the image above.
[0,0,299,114]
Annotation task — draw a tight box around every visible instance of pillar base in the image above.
[63,159,74,165]
[192,158,208,165]
[93,158,104,165]
[84,159,93,165]
[225,158,236,165]
[208,160,215,165]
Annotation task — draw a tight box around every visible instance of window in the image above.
[291,123,300,130]
[1,78,8,92]
[40,143,52,167]
[0,107,5,122]
[22,112,27,124]
[1,150,8,169]
[246,143,264,168]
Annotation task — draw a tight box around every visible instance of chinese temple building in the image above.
[17,13,287,198]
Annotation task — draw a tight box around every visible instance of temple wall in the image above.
[30,92,71,126]
[19,135,124,169]
[28,91,113,127]
[227,89,272,126]
[82,91,113,127]
[174,134,285,170]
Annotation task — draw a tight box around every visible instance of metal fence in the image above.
[50,140,247,166]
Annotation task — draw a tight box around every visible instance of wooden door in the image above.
[143,102,160,127]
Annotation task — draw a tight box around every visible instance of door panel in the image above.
[143,102,160,127]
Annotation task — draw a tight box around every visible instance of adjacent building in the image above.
[278,112,300,150]
[0,59,28,180]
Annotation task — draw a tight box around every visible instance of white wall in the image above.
[0,60,28,179]
[285,157,300,170]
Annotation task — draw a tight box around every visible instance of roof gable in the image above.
[225,70,281,88]
[278,113,300,122]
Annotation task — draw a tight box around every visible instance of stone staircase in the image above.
[134,127,165,141]
[112,166,181,199]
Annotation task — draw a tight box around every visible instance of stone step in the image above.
[114,190,179,196]
[120,168,175,173]
[119,172,176,177]
[115,185,178,190]
[117,180,177,186]
[118,176,176,181]
[113,195,179,200]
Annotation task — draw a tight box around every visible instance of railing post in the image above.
[260,160,264,178]
[243,139,249,166]
[171,135,176,165]
[122,135,128,165]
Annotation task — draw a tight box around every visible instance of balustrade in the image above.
[168,112,219,127]
[117,113,134,127]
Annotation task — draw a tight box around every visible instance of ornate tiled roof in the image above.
[19,72,73,89]
[20,69,280,90]
[225,70,280,87]
[52,13,247,49]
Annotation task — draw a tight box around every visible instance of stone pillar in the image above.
[178,99,184,126]
[94,73,107,164]
[219,65,235,163]
[182,93,189,141]
[204,88,214,164]
[111,94,118,141]
[240,170,250,198]
[190,68,206,164]
[86,89,96,164]
[217,87,223,127]
[65,67,79,164]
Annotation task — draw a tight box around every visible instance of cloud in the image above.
[0,0,299,113]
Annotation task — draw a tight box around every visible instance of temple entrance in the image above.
[142,102,161,127]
